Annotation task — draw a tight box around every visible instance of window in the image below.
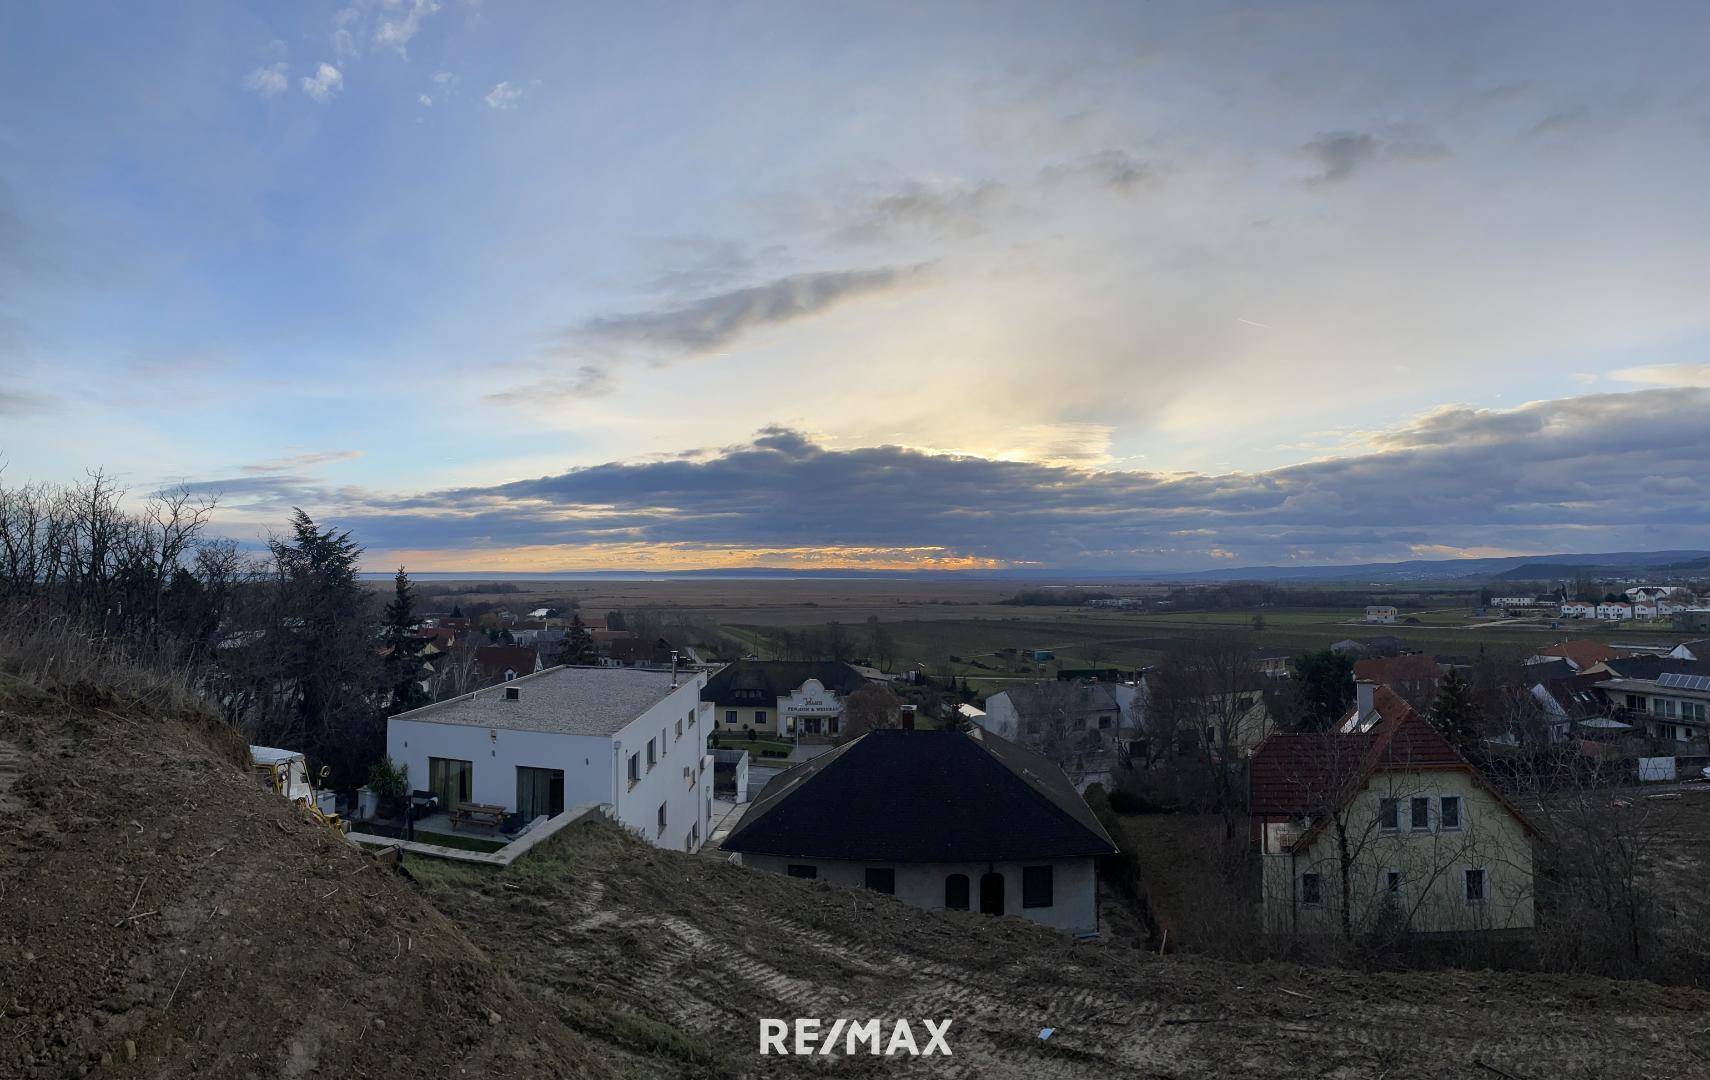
[647,738,657,770]
[627,753,640,789]
[787,864,817,879]
[688,710,696,728]
[1464,867,1487,904]
[944,874,969,911]
[657,802,667,836]
[1022,866,1054,908]
[726,709,737,725]
[1439,795,1462,831]
[675,718,683,740]
[1379,798,1399,832]
[754,710,766,726]
[864,868,895,895]
[1383,869,1403,897]
[1099,714,1113,729]
[1410,797,1430,831]
[1300,872,1323,907]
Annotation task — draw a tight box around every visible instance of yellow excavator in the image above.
[249,745,349,834]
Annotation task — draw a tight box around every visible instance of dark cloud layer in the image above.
[195,388,1710,569]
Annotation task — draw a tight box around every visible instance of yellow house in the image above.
[1251,687,1535,937]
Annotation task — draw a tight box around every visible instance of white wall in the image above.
[977,693,1020,740]
[387,673,711,853]
[609,680,713,852]
[740,854,1101,935]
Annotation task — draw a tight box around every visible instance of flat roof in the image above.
[391,665,692,736]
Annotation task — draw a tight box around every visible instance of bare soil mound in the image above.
[414,818,1710,1079]
[0,684,609,1080]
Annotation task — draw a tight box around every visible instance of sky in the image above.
[2,0,1708,572]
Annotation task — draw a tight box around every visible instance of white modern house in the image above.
[386,665,712,853]
[1365,606,1398,624]
[722,728,1117,935]
[1596,601,1635,621]
[1560,602,1596,619]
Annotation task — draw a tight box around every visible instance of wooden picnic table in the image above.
[449,802,507,832]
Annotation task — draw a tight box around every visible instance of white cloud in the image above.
[418,94,434,107]
[301,63,345,104]
[243,63,289,98]
[1613,363,1710,388]
[374,0,441,57]
[484,81,523,109]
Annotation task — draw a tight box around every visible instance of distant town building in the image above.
[1364,606,1398,625]
[700,660,868,739]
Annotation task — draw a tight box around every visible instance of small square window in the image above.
[1464,867,1486,904]
[1410,797,1430,831]
[1022,866,1054,908]
[1384,869,1403,896]
[1440,796,1462,831]
[725,710,737,725]
[864,868,895,895]
[754,710,766,725]
[1300,872,1323,907]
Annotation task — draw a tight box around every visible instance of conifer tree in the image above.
[1427,667,1485,761]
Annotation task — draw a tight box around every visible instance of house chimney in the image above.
[669,650,680,689]
[505,686,521,701]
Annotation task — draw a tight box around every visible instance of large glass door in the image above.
[428,757,473,810]
[516,766,565,820]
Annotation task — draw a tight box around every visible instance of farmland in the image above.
[400,576,1701,693]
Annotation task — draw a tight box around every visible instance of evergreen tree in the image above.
[383,566,429,714]
[567,612,596,664]
[449,603,464,619]
[1284,648,1356,732]
[266,509,383,784]
[1427,668,1486,760]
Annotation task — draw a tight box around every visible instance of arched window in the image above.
[944,874,969,911]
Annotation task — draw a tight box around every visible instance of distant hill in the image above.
[1142,550,1710,585]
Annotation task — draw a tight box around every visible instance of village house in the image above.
[1559,601,1596,619]
[1594,667,1710,745]
[1364,605,1398,625]
[1595,600,1634,621]
[700,660,868,739]
[978,679,1141,751]
[1251,687,1536,938]
[1531,639,1625,673]
[722,727,1117,935]
[386,665,712,852]
[474,643,542,684]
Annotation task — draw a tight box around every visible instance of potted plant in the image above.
[368,756,409,820]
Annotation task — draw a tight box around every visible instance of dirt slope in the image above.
[414,819,1710,1080]
[0,683,611,1080]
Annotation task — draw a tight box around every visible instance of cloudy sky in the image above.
[3,1,1708,571]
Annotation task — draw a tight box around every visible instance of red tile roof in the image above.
[1539,640,1623,670]
[1352,653,1444,687]
[1249,687,1528,848]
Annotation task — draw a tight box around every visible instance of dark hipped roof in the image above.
[701,660,868,705]
[722,728,1116,863]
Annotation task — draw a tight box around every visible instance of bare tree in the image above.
[1146,632,1267,838]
